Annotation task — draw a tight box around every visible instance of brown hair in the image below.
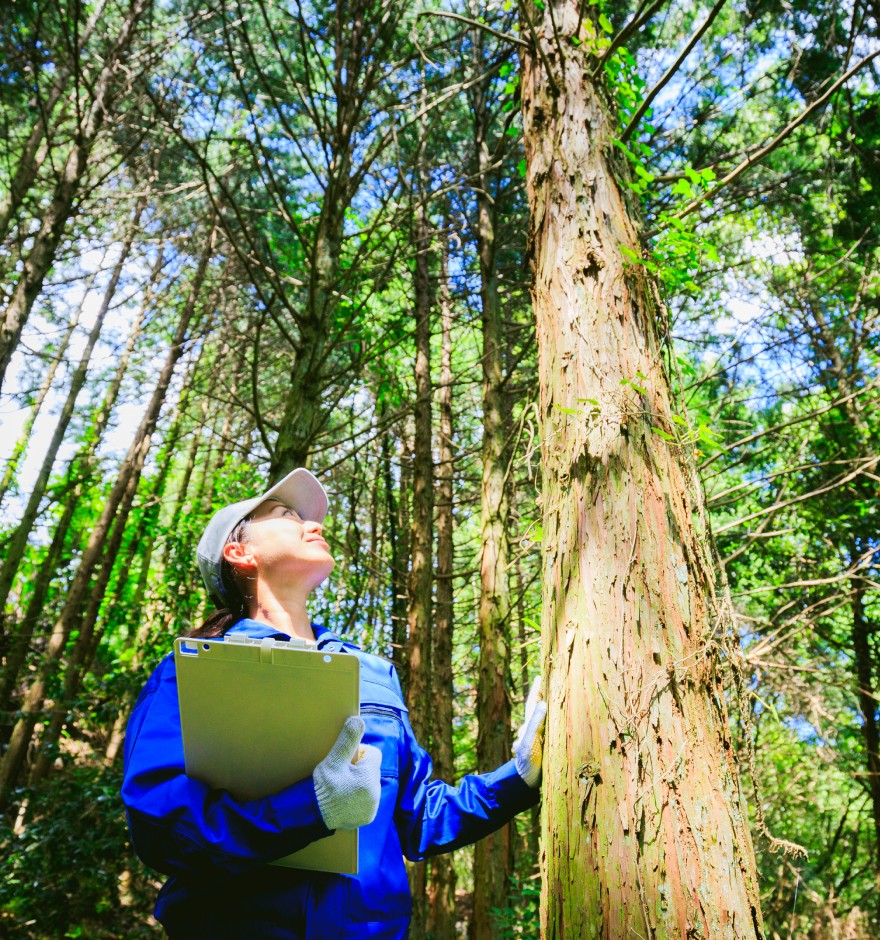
[188,517,253,638]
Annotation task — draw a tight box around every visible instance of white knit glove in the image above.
[313,716,382,831]
[513,677,547,788]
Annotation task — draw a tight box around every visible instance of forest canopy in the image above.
[0,0,878,937]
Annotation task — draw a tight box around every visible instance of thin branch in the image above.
[591,0,669,77]
[651,48,880,233]
[418,10,529,48]
[619,0,727,142]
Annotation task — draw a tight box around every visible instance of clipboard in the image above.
[174,633,360,874]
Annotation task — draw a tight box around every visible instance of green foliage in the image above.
[0,768,160,939]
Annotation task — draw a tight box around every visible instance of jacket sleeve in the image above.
[393,701,539,861]
[121,655,331,884]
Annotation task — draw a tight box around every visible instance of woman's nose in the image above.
[304,520,323,535]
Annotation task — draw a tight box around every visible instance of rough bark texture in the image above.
[472,98,513,940]
[428,231,457,940]
[405,204,434,938]
[519,6,765,939]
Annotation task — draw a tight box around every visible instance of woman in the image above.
[122,468,547,940]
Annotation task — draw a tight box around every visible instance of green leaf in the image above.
[599,12,613,31]
[653,427,676,441]
[524,617,542,631]
[670,414,689,426]
[672,178,694,197]
[500,63,512,77]
[517,158,527,178]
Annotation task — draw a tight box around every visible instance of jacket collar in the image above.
[228,618,343,649]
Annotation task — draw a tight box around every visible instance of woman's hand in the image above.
[513,677,547,788]
[313,716,382,831]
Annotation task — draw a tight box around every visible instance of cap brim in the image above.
[263,467,328,523]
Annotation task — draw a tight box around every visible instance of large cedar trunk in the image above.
[519,5,765,938]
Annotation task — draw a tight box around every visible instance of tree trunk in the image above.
[0,279,90,509]
[519,6,764,939]
[0,214,140,617]
[428,226,457,940]
[405,203,434,939]
[850,577,880,892]
[0,0,110,248]
[383,420,409,672]
[0,229,213,803]
[29,455,145,783]
[0,488,77,727]
[472,97,513,940]
[0,249,157,713]
[0,0,149,392]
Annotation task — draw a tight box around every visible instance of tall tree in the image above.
[0,228,215,803]
[404,201,434,939]
[428,227,457,939]
[519,2,766,937]
[0,0,151,390]
[471,39,514,940]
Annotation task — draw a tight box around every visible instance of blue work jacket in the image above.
[122,620,539,939]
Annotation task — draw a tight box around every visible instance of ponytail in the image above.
[188,517,252,638]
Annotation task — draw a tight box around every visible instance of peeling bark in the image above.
[519,5,764,939]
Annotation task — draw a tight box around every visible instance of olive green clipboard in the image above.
[174,634,360,875]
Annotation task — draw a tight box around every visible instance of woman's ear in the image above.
[223,541,256,570]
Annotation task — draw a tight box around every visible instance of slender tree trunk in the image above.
[472,94,513,940]
[0,249,157,713]
[0,277,92,508]
[0,230,213,803]
[519,7,764,939]
[428,228,457,940]
[802,303,880,889]
[29,456,144,783]
[0,216,140,617]
[382,419,409,671]
[0,0,110,248]
[0,0,150,391]
[269,190,345,481]
[0,488,77,726]
[850,576,880,892]
[405,203,434,940]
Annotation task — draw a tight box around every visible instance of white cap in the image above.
[196,467,328,604]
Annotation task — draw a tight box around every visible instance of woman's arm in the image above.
[122,655,331,884]
[393,712,541,861]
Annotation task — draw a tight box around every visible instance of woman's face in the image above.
[223,499,335,594]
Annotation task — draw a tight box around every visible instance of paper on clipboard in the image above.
[174,634,360,874]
